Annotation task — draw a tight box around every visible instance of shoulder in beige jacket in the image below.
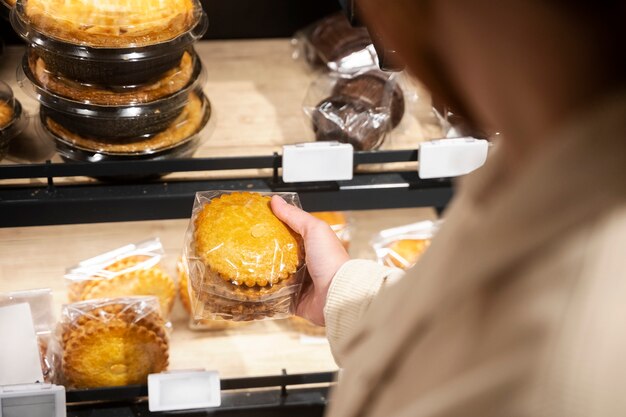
[323,92,626,417]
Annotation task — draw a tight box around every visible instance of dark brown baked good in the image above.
[332,71,405,128]
[312,96,387,150]
[306,12,372,66]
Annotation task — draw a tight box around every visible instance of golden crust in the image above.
[24,0,197,47]
[193,193,304,287]
[46,91,205,154]
[63,321,168,388]
[0,101,14,129]
[384,239,431,269]
[82,267,175,315]
[67,255,174,315]
[62,303,168,346]
[31,51,195,105]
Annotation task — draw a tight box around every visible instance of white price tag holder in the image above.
[418,137,489,179]
[282,142,353,183]
[0,303,66,417]
[148,370,221,412]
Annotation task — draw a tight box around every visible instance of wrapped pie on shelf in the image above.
[177,257,247,331]
[0,288,57,383]
[311,211,352,250]
[372,220,441,270]
[59,296,169,388]
[292,12,376,73]
[183,191,306,322]
[65,238,176,317]
[21,46,203,106]
[10,0,208,86]
[304,70,405,150]
[0,81,27,161]
[36,90,211,165]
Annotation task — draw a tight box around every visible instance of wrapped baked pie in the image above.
[59,296,169,388]
[177,258,247,331]
[184,191,306,321]
[65,239,176,317]
[10,0,207,86]
[372,220,440,270]
[38,90,211,164]
[304,70,404,150]
[0,81,27,161]
[21,46,203,106]
[293,12,375,72]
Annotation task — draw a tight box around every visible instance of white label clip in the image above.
[282,142,354,183]
[418,138,489,179]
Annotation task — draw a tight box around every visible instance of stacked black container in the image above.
[11,0,210,164]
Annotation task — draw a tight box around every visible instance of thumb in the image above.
[270,195,317,238]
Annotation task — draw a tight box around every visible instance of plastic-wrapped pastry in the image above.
[184,191,306,321]
[177,258,247,331]
[60,297,169,388]
[372,220,440,270]
[65,239,176,316]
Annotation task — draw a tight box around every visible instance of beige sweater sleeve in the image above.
[323,259,404,365]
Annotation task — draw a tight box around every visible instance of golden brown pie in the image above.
[24,0,198,47]
[46,91,206,153]
[0,101,13,129]
[191,192,305,321]
[194,193,304,288]
[68,255,176,315]
[61,300,169,388]
[384,239,431,269]
[31,50,195,105]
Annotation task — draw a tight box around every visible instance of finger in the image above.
[270,195,321,238]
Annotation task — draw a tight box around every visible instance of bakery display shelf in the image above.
[67,371,333,417]
[0,150,453,227]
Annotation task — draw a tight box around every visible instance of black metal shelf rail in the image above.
[0,150,453,227]
[67,371,335,417]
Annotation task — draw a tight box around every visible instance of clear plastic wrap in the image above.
[183,191,306,322]
[310,211,352,250]
[303,69,404,150]
[20,46,204,106]
[58,296,169,388]
[0,81,28,160]
[0,288,56,382]
[372,220,441,270]
[177,257,248,331]
[10,0,208,86]
[292,12,375,73]
[37,90,211,158]
[65,238,176,317]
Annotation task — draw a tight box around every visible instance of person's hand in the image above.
[271,196,350,326]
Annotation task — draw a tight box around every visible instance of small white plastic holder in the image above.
[0,303,66,417]
[282,142,354,183]
[0,384,66,417]
[148,370,221,412]
[418,137,489,179]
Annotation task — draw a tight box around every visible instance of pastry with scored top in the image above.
[61,298,169,388]
[191,192,305,320]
